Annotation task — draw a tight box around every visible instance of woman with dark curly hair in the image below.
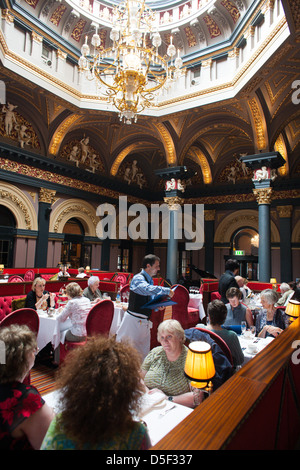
[0,325,54,449]
[40,336,151,450]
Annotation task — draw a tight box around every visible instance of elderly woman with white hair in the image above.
[256,289,288,338]
[82,276,102,302]
[141,319,204,409]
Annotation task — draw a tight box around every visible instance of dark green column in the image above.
[204,210,215,275]
[253,187,272,282]
[277,205,293,282]
[34,188,56,268]
[165,196,183,285]
[101,238,111,271]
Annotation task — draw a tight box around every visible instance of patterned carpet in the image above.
[31,364,57,396]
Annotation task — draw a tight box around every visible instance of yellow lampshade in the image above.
[285,300,300,320]
[85,266,90,272]
[184,341,215,389]
[270,278,277,284]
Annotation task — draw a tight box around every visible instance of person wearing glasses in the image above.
[0,325,54,449]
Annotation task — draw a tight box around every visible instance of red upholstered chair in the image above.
[0,308,40,385]
[24,269,35,282]
[8,275,24,282]
[59,337,87,363]
[211,291,221,301]
[150,308,165,350]
[0,308,39,334]
[171,284,199,330]
[120,283,130,302]
[192,327,234,367]
[111,272,128,287]
[86,299,114,336]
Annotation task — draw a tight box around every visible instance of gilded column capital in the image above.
[1,9,14,23]
[277,205,293,218]
[253,187,273,205]
[163,196,184,210]
[32,31,43,43]
[38,188,56,204]
[204,209,216,221]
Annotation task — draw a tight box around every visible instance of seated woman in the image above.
[256,289,287,338]
[58,266,70,278]
[41,336,151,450]
[82,276,102,302]
[56,282,91,342]
[25,276,56,311]
[224,287,253,328]
[76,267,87,278]
[202,299,244,368]
[141,319,204,409]
[0,325,54,449]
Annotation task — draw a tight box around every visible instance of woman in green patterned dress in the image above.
[141,319,204,408]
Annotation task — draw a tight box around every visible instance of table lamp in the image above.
[184,341,215,394]
[285,300,300,323]
[85,266,90,273]
[270,278,277,290]
[0,264,4,274]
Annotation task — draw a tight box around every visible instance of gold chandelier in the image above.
[78,0,184,124]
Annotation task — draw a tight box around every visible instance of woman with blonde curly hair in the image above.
[0,325,54,449]
[41,336,151,450]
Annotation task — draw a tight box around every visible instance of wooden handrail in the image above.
[152,317,300,450]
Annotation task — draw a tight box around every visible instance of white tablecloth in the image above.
[188,293,206,320]
[238,335,274,364]
[37,302,127,350]
[43,389,193,447]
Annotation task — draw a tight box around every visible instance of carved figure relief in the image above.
[0,104,40,149]
[218,157,252,184]
[60,139,104,173]
[120,160,147,189]
[252,166,277,182]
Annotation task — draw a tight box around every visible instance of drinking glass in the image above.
[250,325,256,339]
[241,321,247,336]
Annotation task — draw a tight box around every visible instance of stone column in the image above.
[277,205,293,282]
[253,187,273,282]
[204,210,215,275]
[35,188,56,268]
[164,196,183,285]
[240,151,285,283]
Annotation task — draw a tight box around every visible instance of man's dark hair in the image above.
[142,254,160,269]
[225,259,240,272]
[207,300,227,325]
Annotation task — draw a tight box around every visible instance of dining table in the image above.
[43,389,193,447]
[238,333,274,364]
[36,301,127,352]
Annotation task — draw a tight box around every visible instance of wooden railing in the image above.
[152,317,300,450]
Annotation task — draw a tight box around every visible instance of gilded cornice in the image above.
[0,157,148,205]
[1,157,299,207]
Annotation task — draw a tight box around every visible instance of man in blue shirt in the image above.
[116,254,174,360]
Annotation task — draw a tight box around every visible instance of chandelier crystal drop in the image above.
[78,0,184,124]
